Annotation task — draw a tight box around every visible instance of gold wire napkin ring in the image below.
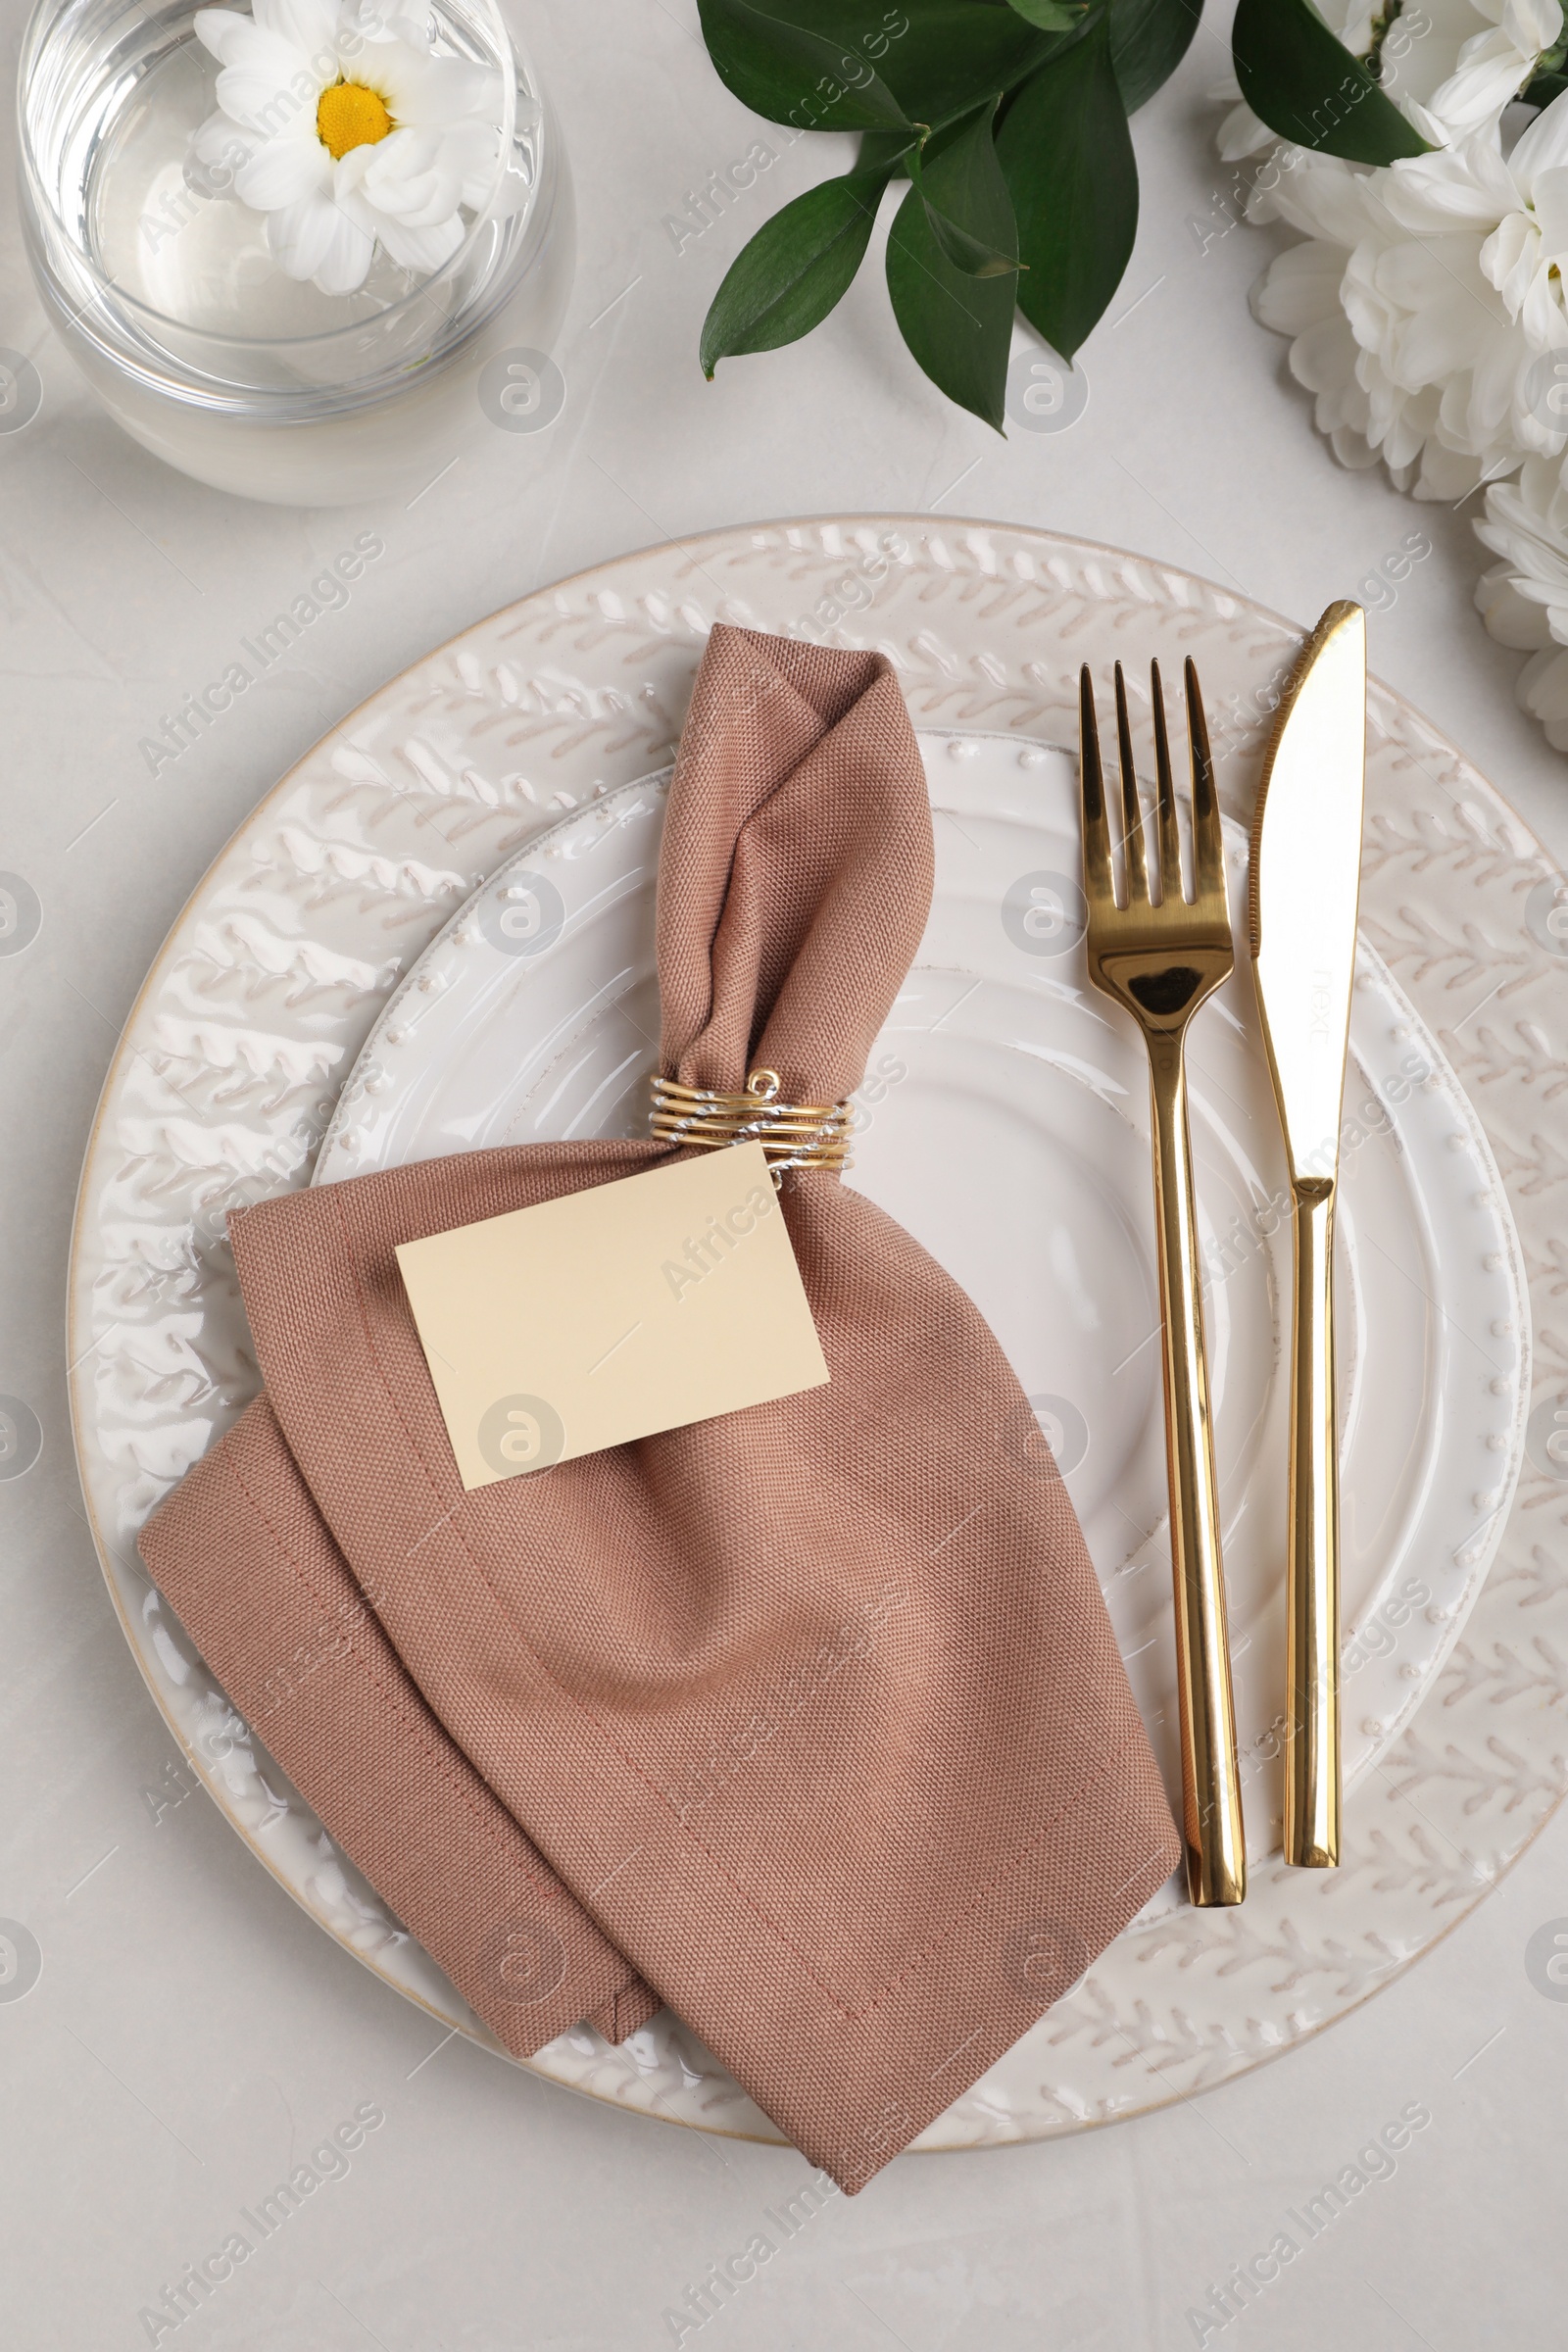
[649,1068,853,1182]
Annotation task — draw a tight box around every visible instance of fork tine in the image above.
[1150,660,1184,906]
[1078,665,1115,913]
[1113,663,1149,906]
[1186,657,1226,907]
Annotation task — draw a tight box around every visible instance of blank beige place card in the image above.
[394,1141,830,1489]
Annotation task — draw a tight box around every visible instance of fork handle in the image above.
[1147,1031,1247,1906]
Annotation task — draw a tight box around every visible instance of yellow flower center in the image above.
[317,80,393,160]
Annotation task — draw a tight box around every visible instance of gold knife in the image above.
[1249,603,1366,1869]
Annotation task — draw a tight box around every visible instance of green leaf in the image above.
[886,101,1017,430]
[996,11,1137,361]
[1231,0,1431,163]
[696,0,916,131]
[702,170,892,373]
[1004,0,1084,28]
[700,0,1069,137]
[1521,65,1568,107]
[907,126,1021,275]
[1108,0,1200,112]
[871,0,1071,119]
[857,125,919,176]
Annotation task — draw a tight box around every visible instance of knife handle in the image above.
[1147,1033,1247,1907]
[1284,1179,1341,1867]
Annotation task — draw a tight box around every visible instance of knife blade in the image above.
[1249,601,1366,1869]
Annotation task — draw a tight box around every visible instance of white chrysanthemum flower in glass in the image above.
[191,0,503,297]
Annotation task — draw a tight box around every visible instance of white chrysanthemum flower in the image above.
[191,0,503,296]
[1475,457,1568,743]
[1250,147,1522,494]
[1225,1,1568,750]
[1249,88,1568,497]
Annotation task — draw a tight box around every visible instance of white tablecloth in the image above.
[2,2,1563,2342]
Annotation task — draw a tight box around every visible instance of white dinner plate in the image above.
[314,738,1523,1867]
[70,518,1562,2155]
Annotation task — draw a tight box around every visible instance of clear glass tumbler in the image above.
[17,0,574,504]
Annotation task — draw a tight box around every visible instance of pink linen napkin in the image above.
[142,623,1180,2189]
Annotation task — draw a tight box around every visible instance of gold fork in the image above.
[1078,658,1246,1908]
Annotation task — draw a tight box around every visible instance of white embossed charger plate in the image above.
[69,519,1562,2155]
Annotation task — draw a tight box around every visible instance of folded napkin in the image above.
[142,1394,661,2049]
[142,623,1179,2190]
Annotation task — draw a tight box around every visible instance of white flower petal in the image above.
[460,155,507,214]
[234,131,328,210]
[1424,26,1542,139]
[1267,152,1371,248]
[1476,564,1554,647]
[206,20,311,81]
[1521,265,1565,342]
[372,210,465,271]
[329,139,376,193]
[312,204,377,292]
[1252,243,1348,338]
[266,188,340,278]
[1400,98,1448,145]
[1292,313,1359,395]
[253,0,337,64]
[1379,0,1496,113]
[1329,422,1381,469]
[1518,642,1568,714]
[194,7,262,67]
[336,36,486,122]
[1508,84,1568,184]
[342,125,461,221]
[1383,138,1517,229]
[438,119,497,177]
[1505,0,1563,50]
[1216,100,1274,162]
[215,60,318,138]
[1532,162,1568,264]
[369,164,461,223]
[1481,211,1535,311]
[191,108,258,168]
